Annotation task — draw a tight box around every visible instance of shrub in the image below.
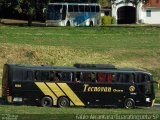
[111,16,116,24]
[101,16,116,26]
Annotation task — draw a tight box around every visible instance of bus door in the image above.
[62,5,66,20]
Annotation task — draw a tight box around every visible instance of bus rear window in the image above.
[13,70,34,81]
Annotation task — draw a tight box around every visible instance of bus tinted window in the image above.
[73,5,78,12]
[85,5,90,12]
[35,71,49,81]
[76,72,82,82]
[136,74,150,83]
[82,72,92,82]
[61,72,72,81]
[76,72,96,83]
[98,73,114,83]
[117,73,134,83]
[68,5,74,12]
[47,5,62,20]
[79,5,84,12]
[13,70,33,81]
[91,6,95,12]
[96,6,100,12]
[98,73,105,82]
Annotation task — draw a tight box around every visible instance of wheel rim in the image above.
[125,99,135,108]
[44,100,49,106]
[60,99,67,106]
[41,97,52,107]
[58,97,69,108]
[127,101,133,108]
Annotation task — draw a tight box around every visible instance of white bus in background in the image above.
[45,3,101,26]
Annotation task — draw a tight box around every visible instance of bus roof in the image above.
[5,64,151,75]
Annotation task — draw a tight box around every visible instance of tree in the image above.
[14,0,50,26]
[14,0,35,26]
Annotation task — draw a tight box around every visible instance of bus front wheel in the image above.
[41,96,53,107]
[57,97,70,108]
[124,98,135,109]
[89,21,93,26]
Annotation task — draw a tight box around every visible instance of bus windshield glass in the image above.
[47,5,63,20]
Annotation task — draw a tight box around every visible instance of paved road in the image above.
[154,104,160,109]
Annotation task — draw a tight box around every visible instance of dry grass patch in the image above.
[0,43,160,96]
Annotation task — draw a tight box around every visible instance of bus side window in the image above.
[118,73,133,83]
[61,72,72,82]
[91,6,95,12]
[139,74,150,83]
[85,5,90,12]
[73,5,78,12]
[68,5,73,12]
[91,72,97,82]
[75,72,82,83]
[82,72,93,82]
[112,74,117,83]
[55,72,62,82]
[129,74,135,83]
[98,73,105,83]
[136,74,140,83]
[96,6,100,12]
[79,5,84,12]
[106,73,113,83]
[49,71,55,81]
[35,71,50,81]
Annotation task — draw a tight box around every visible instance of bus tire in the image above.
[66,21,70,26]
[57,97,70,108]
[124,98,135,109]
[89,21,93,26]
[41,96,52,107]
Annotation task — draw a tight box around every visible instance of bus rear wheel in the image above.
[124,98,135,109]
[41,96,52,107]
[66,21,70,26]
[58,97,70,108]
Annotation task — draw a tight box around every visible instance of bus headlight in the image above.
[146,98,150,102]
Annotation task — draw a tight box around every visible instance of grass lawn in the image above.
[0,25,160,119]
[0,105,159,120]
[0,25,160,81]
[0,26,160,50]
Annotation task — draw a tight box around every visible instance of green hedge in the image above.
[101,16,116,26]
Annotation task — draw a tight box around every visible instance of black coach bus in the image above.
[1,64,157,108]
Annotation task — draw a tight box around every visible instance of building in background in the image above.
[112,0,160,24]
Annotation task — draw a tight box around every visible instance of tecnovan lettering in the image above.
[83,84,112,92]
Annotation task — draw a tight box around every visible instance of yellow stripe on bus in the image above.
[57,83,84,106]
[46,83,65,97]
[35,82,57,105]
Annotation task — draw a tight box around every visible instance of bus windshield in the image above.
[47,5,63,20]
